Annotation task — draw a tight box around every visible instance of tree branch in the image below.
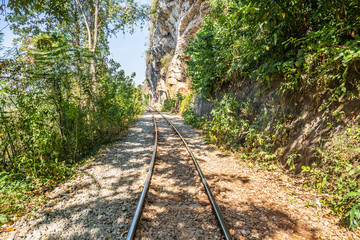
[92,0,99,52]
[76,0,92,49]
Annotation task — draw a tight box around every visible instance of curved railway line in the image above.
[126,106,232,240]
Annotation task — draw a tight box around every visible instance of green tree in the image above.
[185,0,360,99]
[0,0,147,222]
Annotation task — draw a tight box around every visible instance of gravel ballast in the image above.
[2,109,359,240]
[135,112,223,240]
[1,111,154,240]
[161,111,359,240]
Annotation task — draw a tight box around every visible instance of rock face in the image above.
[144,0,209,107]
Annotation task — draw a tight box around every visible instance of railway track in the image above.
[126,107,232,240]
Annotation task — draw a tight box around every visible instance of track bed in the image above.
[134,111,223,239]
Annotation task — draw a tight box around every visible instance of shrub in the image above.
[161,93,184,113]
[160,52,174,72]
[183,108,202,129]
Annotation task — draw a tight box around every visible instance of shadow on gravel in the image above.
[162,112,214,152]
[220,202,319,240]
[134,114,225,239]
[17,112,155,240]
[29,111,321,240]
[153,112,321,240]
[205,172,250,185]
[137,197,319,240]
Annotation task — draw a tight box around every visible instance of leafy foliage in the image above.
[184,0,360,228]
[179,91,193,115]
[185,0,360,100]
[183,93,360,229]
[302,126,360,229]
[0,0,146,223]
[160,51,174,72]
[161,93,184,114]
[182,108,202,129]
[0,35,142,222]
[200,94,279,158]
[143,93,150,105]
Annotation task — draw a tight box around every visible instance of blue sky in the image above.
[0,0,150,86]
[109,25,149,86]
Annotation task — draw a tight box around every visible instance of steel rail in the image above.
[126,109,158,240]
[148,106,233,240]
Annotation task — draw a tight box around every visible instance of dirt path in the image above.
[161,112,359,240]
[135,112,223,239]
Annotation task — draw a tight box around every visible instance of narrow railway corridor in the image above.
[134,111,223,239]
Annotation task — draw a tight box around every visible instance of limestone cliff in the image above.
[144,0,208,106]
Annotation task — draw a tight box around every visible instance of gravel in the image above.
[160,111,360,240]
[135,112,223,240]
[1,111,154,240]
[3,109,358,240]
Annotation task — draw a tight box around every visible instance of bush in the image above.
[0,39,142,222]
[184,93,360,229]
[185,0,360,100]
[184,0,360,228]
[160,52,174,72]
[161,93,184,113]
[161,97,177,112]
[301,126,360,229]
[179,92,193,115]
[183,108,202,129]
